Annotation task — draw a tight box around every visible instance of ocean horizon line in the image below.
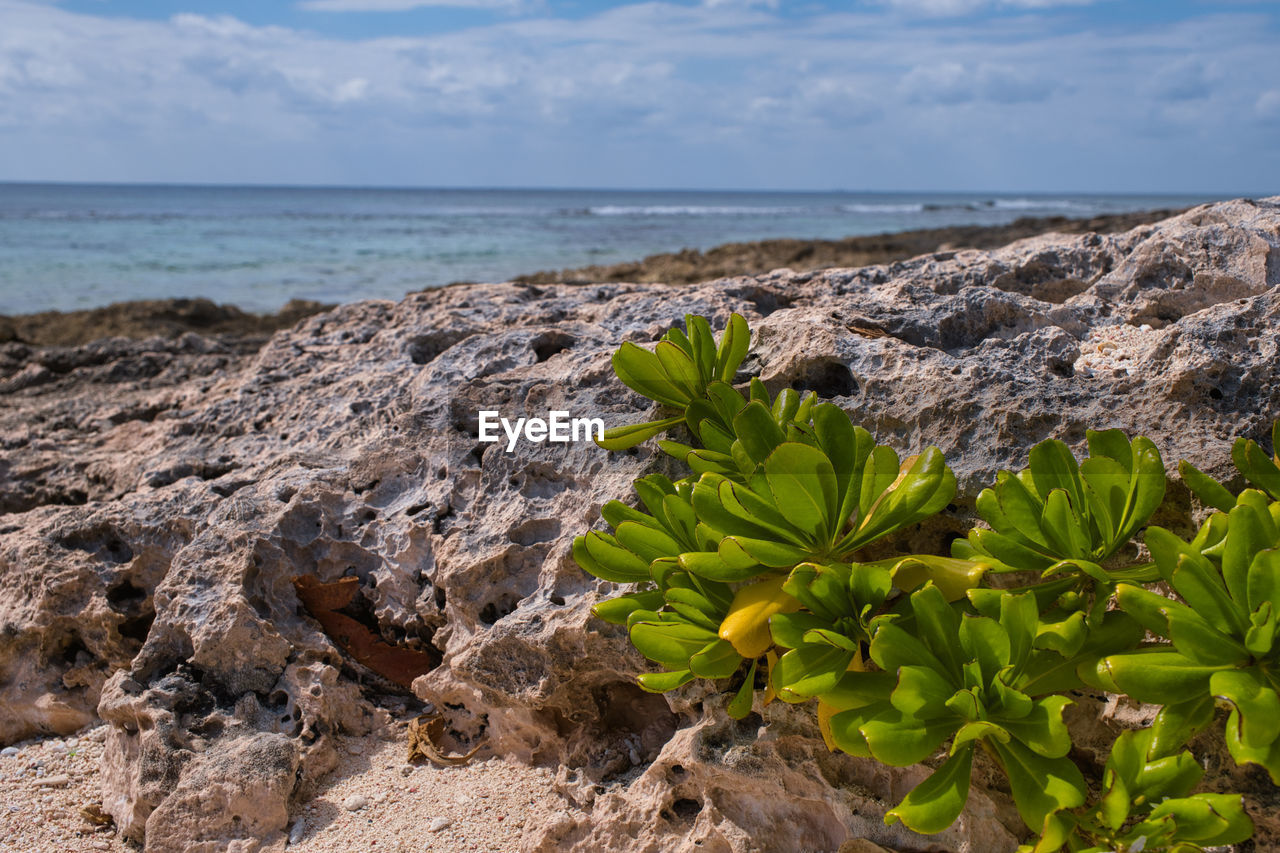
[0,180,1261,199]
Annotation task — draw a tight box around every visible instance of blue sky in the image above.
[1,0,1277,192]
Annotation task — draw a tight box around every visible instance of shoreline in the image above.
[0,207,1186,349]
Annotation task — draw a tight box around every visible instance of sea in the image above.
[0,184,1224,316]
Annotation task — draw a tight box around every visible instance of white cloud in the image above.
[0,0,1275,190]
[878,0,1100,16]
[297,0,519,10]
[1257,90,1280,123]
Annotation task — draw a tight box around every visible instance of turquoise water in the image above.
[0,184,1221,315]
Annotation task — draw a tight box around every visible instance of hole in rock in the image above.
[408,331,472,366]
[118,612,155,644]
[789,361,857,399]
[671,798,702,820]
[478,597,519,625]
[507,518,561,546]
[550,595,565,606]
[595,681,679,748]
[732,286,794,317]
[106,580,148,609]
[59,526,134,564]
[58,633,90,666]
[531,332,575,363]
[1209,387,1224,400]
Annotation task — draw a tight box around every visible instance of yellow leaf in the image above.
[891,556,989,602]
[817,651,866,751]
[718,575,801,658]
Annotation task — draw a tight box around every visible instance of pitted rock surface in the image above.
[1,198,1278,852]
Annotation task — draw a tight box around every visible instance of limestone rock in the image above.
[0,198,1278,851]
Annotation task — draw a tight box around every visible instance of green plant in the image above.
[575,313,1274,851]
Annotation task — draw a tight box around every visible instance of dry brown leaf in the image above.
[79,803,114,827]
[407,714,482,766]
[293,575,438,689]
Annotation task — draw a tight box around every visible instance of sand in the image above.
[0,723,563,853]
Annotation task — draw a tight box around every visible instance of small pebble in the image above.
[346,742,365,755]
[428,817,452,832]
[93,842,110,851]
[289,818,307,845]
[399,765,414,777]
[32,775,70,788]
[0,747,18,757]
[343,795,369,812]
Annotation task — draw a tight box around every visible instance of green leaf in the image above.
[773,644,855,699]
[678,550,768,583]
[999,695,1073,759]
[591,589,664,624]
[884,743,974,834]
[1041,489,1089,560]
[870,621,951,683]
[1169,552,1249,640]
[636,669,695,693]
[629,620,718,668]
[1030,440,1085,519]
[1149,694,1216,758]
[959,615,1011,684]
[769,611,831,650]
[763,442,839,540]
[615,521,682,563]
[970,529,1056,572]
[1234,436,1280,499]
[1087,428,1133,472]
[1246,548,1280,619]
[655,340,703,401]
[1163,602,1250,667]
[727,659,757,719]
[1145,793,1255,845]
[575,533,651,583]
[690,638,744,679]
[1212,668,1280,751]
[1096,650,1224,705]
[597,416,687,451]
[993,471,1051,549]
[860,709,957,766]
[611,341,689,407]
[906,584,965,675]
[686,314,716,382]
[718,536,810,570]
[991,740,1086,833]
[1116,436,1167,546]
[1034,611,1088,658]
[734,401,787,465]
[1000,592,1039,672]
[889,665,955,718]
[1179,459,1237,512]
[715,312,750,382]
[1223,503,1271,607]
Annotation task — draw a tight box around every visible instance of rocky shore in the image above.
[1,199,1278,852]
[0,208,1181,350]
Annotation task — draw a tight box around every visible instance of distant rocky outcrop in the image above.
[0,297,332,350]
[0,199,1277,852]
[512,208,1188,286]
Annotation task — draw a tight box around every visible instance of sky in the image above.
[0,0,1277,192]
